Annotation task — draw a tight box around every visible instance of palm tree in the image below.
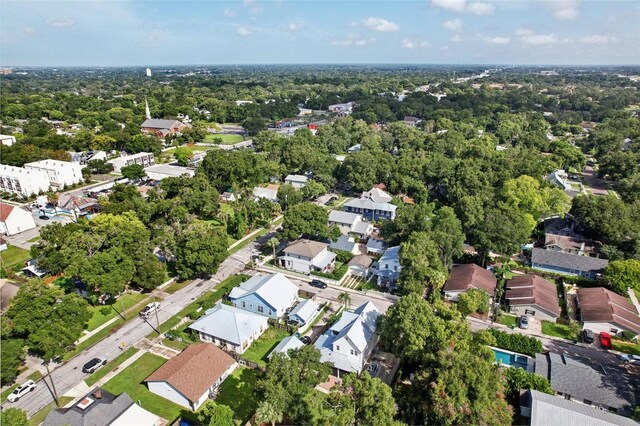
[337,291,351,310]
[255,401,283,426]
[267,237,279,260]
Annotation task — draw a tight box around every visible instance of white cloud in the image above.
[580,35,619,44]
[361,17,399,32]
[46,17,74,28]
[236,26,252,36]
[223,7,235,17]
[484,36,510,44]
[551,0,578,20]
[432,0,467,13]
[467,2,495,15]
[443,19,464,31]
[519,33,558,45]
[515,28,534,36]
[331,33,375,46]
[451,34,463,42]
[401,38,431,49]
[285,22,304,32]
[23,27,37,36]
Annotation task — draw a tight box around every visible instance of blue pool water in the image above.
[492,348,529,370]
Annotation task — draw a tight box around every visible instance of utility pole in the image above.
[44,361,60,407]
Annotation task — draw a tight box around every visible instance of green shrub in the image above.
[488,329,542,356]
[503,367,553,398]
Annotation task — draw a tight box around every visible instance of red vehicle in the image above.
[599,332,612,349]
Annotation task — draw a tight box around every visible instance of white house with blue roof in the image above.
[229,273,299,319]
[288,299,320,327]
[314,301,381,375]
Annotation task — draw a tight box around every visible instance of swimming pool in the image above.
[491,347,529,370]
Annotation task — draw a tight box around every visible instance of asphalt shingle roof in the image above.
[532,248,609,273]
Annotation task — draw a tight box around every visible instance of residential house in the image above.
[252,184,279,203]
[268,335,305,359]
[220,192,238,203]
[228,273,299,319]
[55,194,101,219]
[43,388,161,426]
[141,118,186,137]
[534,352,639,416]
[329,235,358,255]
[328,210,372,239]
[284,174,308,189]
[0,135,16,146]
[328,102,354,116]
[145,343,237,411]
[278,239,336,275]
[520,389,638,426]
[543,215,584,239]
[188,302,269,354]
[108,152,154,173]
[343,187,396,221]
[366,237,388,256]
[24,159,83,188]
[402,116,422,127]
[505,275,560,321]
[288,299,320,327]
[144,164,195,180]
[0,203,36,236]
[531,247,609,280]
[351,221,373,240]
[544,234,599,257]
[370,246,401,288]
[362,187,393,203]
[347,144,362,153]
[22,259,46,278]
[347,254,374,278]
[545,169,572,192]
[576,287,640,337]
[0,164,50,196]
[314,301,381,376]
[443,263,497,301]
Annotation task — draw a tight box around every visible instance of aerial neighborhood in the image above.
[1,6,640,425]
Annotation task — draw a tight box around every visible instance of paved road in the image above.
[582,165,609,196]
[7,233,260,417]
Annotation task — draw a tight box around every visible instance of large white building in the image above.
[24,159,83,188]
[0,165,50,196]
[108,152,155,173]
[0,203,37,236]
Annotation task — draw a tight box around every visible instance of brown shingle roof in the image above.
[0,203,15,222]
[348,254,374,268]
[443,264,497,295]
[577,287,640,334]
[145,343,236,403]
[284,239,327,259]
[506,275,560,317]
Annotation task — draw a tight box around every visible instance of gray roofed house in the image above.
[279,239,336,275]
[141,118,183,130]
[284,174,308,189]
[531,247,609,280]
[521,389,638,426]
[43,388,161,426]
[534,352,640,416]
[328,210,362,228]
[343,197,397,221]
[228,273,299,319]
[288,299,320,326]
[330,235,357,254]
[268,335,305,359]
[366,237,388,255]
[370,246,402,288]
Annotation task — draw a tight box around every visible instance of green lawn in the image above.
[612,340,640,356]
[103,353,184,423]
[27,236,41,243]
[541,321,578,340]
[85,347,139,387]
[242,327,290,366]
[498,314,518,328]
[0,244,31,270]
[220,203,235,217]
[86,292,148,331]
[64,318,126,361]
[215,367,260,426]
[28,396,74,426]
[204,133,245,144]
[1,383,20,402]
[163,279,190,294]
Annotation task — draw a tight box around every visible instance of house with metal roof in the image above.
[141,118,186,137]
[43,388,161,426]
[188,303,269,354]
[361,187,393,203]
[366,237,388,255]
[145,343,237,411]
[328,210,362,234]
[576,287,640,337]
[443,263,497,301]
[288,299,320,326]
[268,335,305,359]
[531,247,609,279]
[228,273,299,319]
[284,174,308,189]
[505,274,560,321]
[252,184,279,203]
[329,235,358,254]
[521,389,638,426]
[369,246,402,288]
[314,301,381,375]
[343,197,397,221]
[533,352,640,416]
[278,239,336,274]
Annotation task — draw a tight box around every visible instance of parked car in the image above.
[300,335,312,345]
[518,315,529,330]
[139,302,160,318]
[599,332,612,349]
[39,215,50,220]
[620,354,640,365]
[310,279,327,289]
[7,380,37,402]
[82,357,107,374]
[582,329,594,344]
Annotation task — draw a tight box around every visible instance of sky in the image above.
[1,0,639,67]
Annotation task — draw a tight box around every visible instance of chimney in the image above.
[92,389,103,400]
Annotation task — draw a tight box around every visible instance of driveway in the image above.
[582,165,609,196]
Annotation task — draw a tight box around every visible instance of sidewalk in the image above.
[628,287,640,313]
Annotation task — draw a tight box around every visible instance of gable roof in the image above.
[362,187,393,203]
[532,247,609,273]
[379,246,401,264]
[145,343,236,403]
[330,235,356,252]
[285,174,308,184]
[544,234,599,254]
[443,263,497,294]
[253,186,278,201]
[0,203,15,222]
[43,389,136,426]
[268,335,305,359]
[228,273,298,312]
[189,303,268,346]
[328,210,361,226]
[343,198,397,213]
[289,299,320,324]
[141,118,181,129]
[577,287,640,334]
[506,274,560,317]
[284,239,327,258]
[366,238,388,252]
[348,254,374,268]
